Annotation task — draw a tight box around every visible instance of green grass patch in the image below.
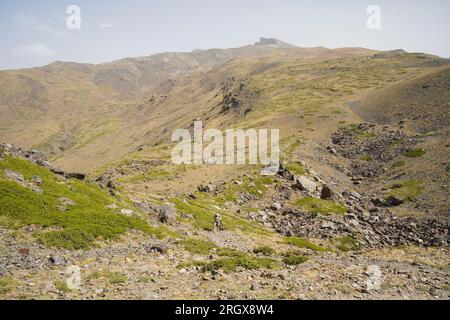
[54,279,71,293]
[284,162,307,175]
[179,245,279,273]
[138,275,152,283]
[283,237,330,252]
[215,247,246,258]
[388,179,424,201]
[0,156,163,249]
[106,272,127,285]
[219,175,273,202]
[202,254,278,273]
[294,197,347,215]
[361,155,372,162]
[173,194,271,235]
[182,238,216,255]
[253,245,275,256]
[282,252,309,265]
[90,270,127,285]
[405,148,426,158]
[392,160,406,168]
[289,137,304,149]
[334,236,360,252]
[0,215,22,229]
[173,198,215,231]
[342,123,359,133]
[0,277,15,295]
[357,131,377,139]
[176,260,208,270]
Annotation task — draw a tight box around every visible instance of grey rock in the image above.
[4,169,25,184]
[66,265,82,290]
[0,265,6,277]
[106,179,117,189]
[59,197,75,207]
[142,290,159,300]
[321,221,337,230]
[431,235,446,246]
[250,283,260,291]
[198,184,216,193]
[327,146,338,155]
[270,202,282,211]
[95,174,115,189]
[48,255,65,266]
[31,175,42,185]
[260,164,280,176]
[372,196,404,207]
[366,265,382,291]
[158,205,177,225]
[320,186,333,200]
[31,186,43,194]
[144,240,168,254]
[293,176,317,192]
[180,213,193,219]
[385,196,404,207]
[120,209,134,216]
[47,165,65,175]
[65,172,86,180]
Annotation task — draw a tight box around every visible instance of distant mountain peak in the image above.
[254,37,297,48]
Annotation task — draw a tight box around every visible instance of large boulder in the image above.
[65,265,82,291]
[372,196,404,207]
[293,176,317,193]
[65,172,86,180]
[120,209,134,216]
[95,174,116,189]
[59,197,76,207]
[320,186,333,200]
[157,205,177,225]
[143,240,168,254]
[44,163,65,175]
[260,163,280,176]
[31,175,42,185]
[4,169,25,186]
[198,184,216,193]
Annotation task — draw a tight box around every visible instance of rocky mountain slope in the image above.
[0,39,377,170]
[0,40,449,300]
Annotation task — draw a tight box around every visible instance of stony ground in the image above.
[1,226,448,300]
[1,132,449,300]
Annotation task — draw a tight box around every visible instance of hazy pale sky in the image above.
[1,0,449,70]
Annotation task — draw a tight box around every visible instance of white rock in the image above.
[120,209,134,216]
[260,164,279,176]
[294,175,317,192]
[366,265,382,291]
[66,265,82,290]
